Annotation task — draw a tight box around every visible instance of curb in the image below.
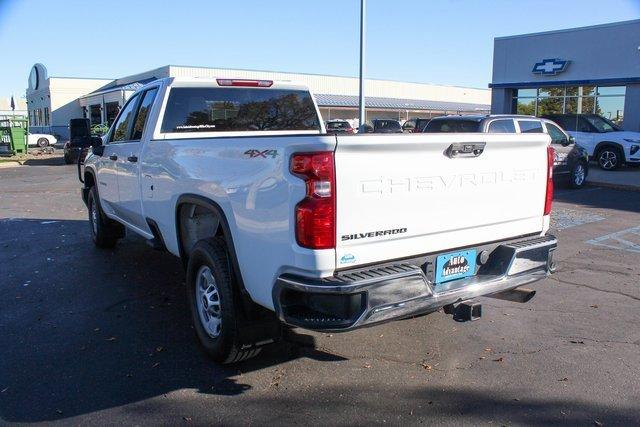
[586,181,640,192]
[0,161,22,168]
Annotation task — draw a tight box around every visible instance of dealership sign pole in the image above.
[358,0,365,132]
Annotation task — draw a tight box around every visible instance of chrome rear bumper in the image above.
[273,235,557,331]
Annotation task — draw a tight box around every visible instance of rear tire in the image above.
[37,138,49,148]
[64,153,74,164]
[596,146,622,171]
[87,186,122,248]
[186,237,271,364]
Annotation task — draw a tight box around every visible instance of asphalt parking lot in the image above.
[1,157,639,425]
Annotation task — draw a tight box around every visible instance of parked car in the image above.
[363,119,403,133]
[27,133,57,148]
[72,78,556,364]
[325,119,355,134]
[541,113,640,170]
[402,118,431,133]
[424,115,589,188]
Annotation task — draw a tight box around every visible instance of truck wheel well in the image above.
[177,202,223,259]
[84,171,95,188]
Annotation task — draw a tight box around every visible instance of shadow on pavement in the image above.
[0,218,342,423]
[554,186,640,214]
[21,156,66,167]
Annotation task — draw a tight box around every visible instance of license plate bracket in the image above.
[435,249,477,284]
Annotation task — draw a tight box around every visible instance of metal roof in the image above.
[84,77,158,97]
[314,94,489,112]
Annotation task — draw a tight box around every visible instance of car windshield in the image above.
[424,119,480,133]
[326,121,350,129]
[584,115,620,133]
[375,120,401,130]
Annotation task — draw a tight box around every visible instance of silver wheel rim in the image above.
[38,138,48,147]
[599,150,617,170]
[573,164,585,186]
[195,265,222,338]
[90,200,98,235]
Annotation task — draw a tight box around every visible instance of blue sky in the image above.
[0,0,638,98]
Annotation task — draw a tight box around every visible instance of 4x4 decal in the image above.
[244,149,278,159]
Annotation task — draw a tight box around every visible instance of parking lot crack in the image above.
[548,276,640,302]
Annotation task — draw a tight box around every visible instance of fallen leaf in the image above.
[421,362,432,371]
[493,357,504,362]
[362,363,372,369]
[106,336,117,341]
[569,340,585,344]
[558,377,568,382]
[156,346,164,352]
[183,417,193,422]
[484,347,492,352]
[590,305,599,309]
[479,356,486,360]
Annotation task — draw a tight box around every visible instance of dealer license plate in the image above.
[435,249,477,284]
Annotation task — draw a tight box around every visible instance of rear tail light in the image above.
[216,78,273,87]
[544,146,555,216]
[290,152,336,249]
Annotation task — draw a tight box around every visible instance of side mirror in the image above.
[68,118,92,148]
[568,135,576,144]
[560,138,571,147]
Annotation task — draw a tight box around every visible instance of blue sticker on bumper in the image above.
[435,249,477,284]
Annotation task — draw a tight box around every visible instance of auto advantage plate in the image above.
[435,249,477,284]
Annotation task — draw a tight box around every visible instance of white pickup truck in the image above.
[74,77,557,363]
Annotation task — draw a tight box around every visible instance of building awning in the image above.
[314,94,489,112]
[81,77,158,98]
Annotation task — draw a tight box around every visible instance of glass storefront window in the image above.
[537,97,564,115]
[516,89,537,98]
[516,98,536,115]
[512,84,626,121]
[597,86,625,96]
[538,87,565,98]
[596,96,625,125]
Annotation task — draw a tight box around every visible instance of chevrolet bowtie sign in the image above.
[532,58,569,75]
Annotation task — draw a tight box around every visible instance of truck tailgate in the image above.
[334,133,550,268]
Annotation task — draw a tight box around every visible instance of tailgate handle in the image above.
[446,142,486,158]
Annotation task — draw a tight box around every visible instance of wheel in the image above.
[87,186,122,248]
[37,137,49,148]
[64,152,74,164]
[596,146,622,171]
[186,237,267,364]
[569,162,587,189]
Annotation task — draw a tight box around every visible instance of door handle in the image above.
[109,155,118,161]
[127,156,138,163]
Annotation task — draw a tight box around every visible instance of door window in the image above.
[109,95,139,143]
[545,122,567,144]
[131,88,158,140]
[487,119,516,133]
[517,120,544,133]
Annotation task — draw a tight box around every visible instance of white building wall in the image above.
[167,66,491,104]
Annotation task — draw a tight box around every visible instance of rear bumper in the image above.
[273,235,557,331]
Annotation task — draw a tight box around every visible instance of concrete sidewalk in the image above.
[587,163,640,191]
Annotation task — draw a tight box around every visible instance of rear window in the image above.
[326,121,350,129]
[161,87,321,133]
[424,119,480,133]
[517,120,544,133]
[375,120,401,130]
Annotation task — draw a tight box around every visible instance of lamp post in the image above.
[358,0,366,133]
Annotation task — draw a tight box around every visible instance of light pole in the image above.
[358,0,366,132]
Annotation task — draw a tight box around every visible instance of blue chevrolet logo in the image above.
[532,58,569,75]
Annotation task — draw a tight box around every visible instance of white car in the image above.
[28,133,57,148]
[73,77,557,363]
[543,114,640,170]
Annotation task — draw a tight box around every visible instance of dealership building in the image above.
[491,19,640,131]
[25,64,490,139]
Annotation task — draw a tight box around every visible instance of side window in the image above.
[578,118,593,133]
[110,95,139,143]
[554,117,577,132]
[487,119,516,133]
[517,120,544,133]
[131,88,159,140]
[546,123,567,144]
